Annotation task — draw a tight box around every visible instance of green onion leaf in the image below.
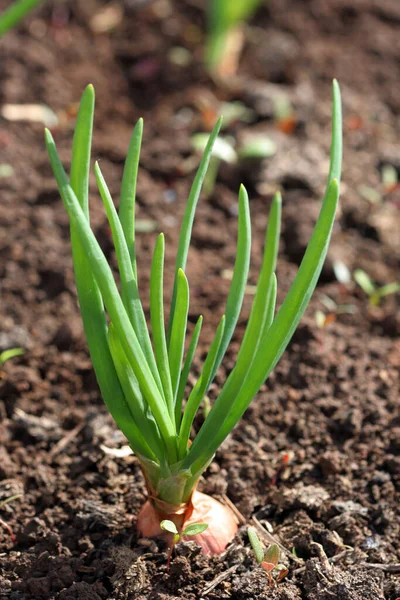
[167,118,223,344]
[119,118,143,277]
[0,0,43,38]
[185,81,342,474]
[150,233,174,416]
[209,184,251,382]
[175,315,203,427]
[235,191,281,368]
[95,161,164,400]
[107,324,164,462]
[46,129,178,462]
[187,178,340,475]
[178,315,226,458]
[68,86,146,453]
[168,269,189,408]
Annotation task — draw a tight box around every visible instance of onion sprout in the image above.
[45,80,342,514]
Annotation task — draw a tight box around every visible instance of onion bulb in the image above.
[137,490,238,555]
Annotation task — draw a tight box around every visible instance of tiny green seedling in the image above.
[0,494,22,543]
[238,138,277,161]
[191,133,276,197]
[219,101,256,129]
[0,347,24,366]
[248,527,288,585]
[206,0,262,74]
[191,133,236,198]
[315,295,355,328]
[354,269,400,307]
[315,296,355,351]
[381,164,398,192]
[273,95,297,135]
[160,519,208,568]
[358,164,399,206]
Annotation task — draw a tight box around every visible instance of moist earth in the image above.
[0,0,399,598]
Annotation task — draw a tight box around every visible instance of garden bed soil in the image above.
[0,0,399,598]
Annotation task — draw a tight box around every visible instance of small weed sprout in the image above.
[248,527,288,585]
[314,296,355,351]
[160,519,208,568]
[273,95,297,135]
[191,133,276,197]
[315,295,355,328]
[238,137,277,161]
[354,269,400,307]
[0,347,24,366]
[206,0,262,75]
[358,163,399,206]
[191,133,237,197]
[0,494,22,543]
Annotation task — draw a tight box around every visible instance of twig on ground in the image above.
[292,548,356,577]
[49,422,84,457]
[201,564,239,596]
[222,494,246,525]
[311,542,332,570]
[359,563,400,573]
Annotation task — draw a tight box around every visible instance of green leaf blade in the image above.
[160,520,178,535]
[0,347,24,365]
[235,191,281,367]
[45,130,177,461]
[248,527,264,564]
[209,184,251,382]
[119,118,143,276]
[168,268,190,408]
[167,118,223,344]
[185,81,342,474]
[183,192,280,469]
[175,315,203,427]
[150,233,174,416]
[354,269,376,296]
[94,161,165,400]
[206,0,262,71]
[66,87,147,455]
[265,544,280,566]
[328,79,343,187]
[178,315,226,458]
[379,282,400,298]
[183,523,209,537]
[107,324,163,462]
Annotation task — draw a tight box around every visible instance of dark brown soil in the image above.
[1,0,399,599]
